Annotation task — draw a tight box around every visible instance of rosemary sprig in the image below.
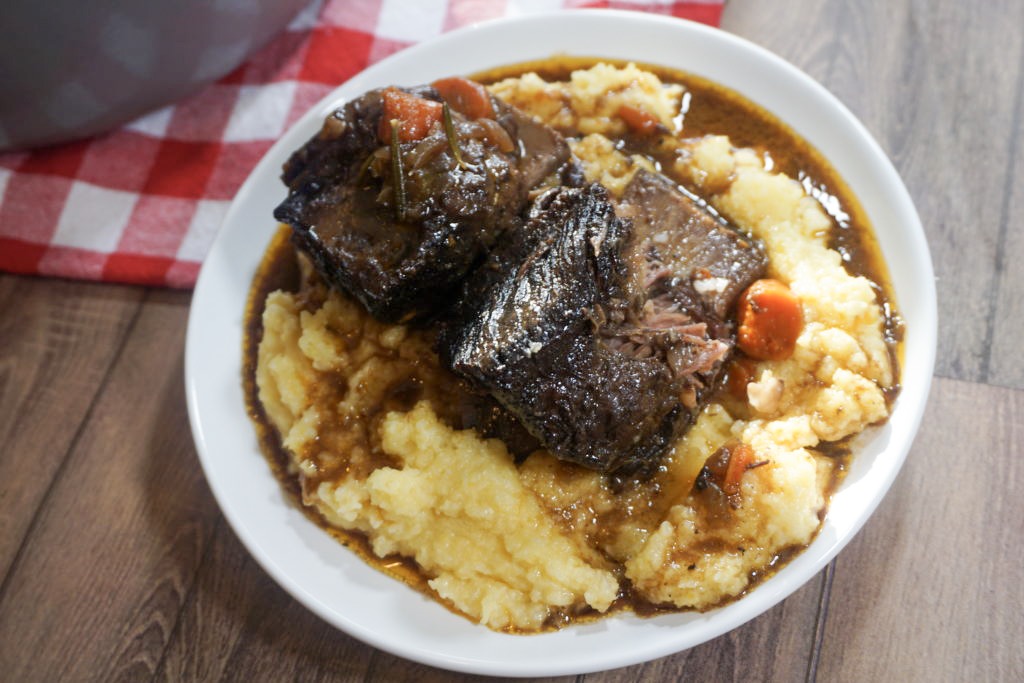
[389,118,407,222]
[442,102,469,171]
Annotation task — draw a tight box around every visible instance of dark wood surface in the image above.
[1,1,1021,680]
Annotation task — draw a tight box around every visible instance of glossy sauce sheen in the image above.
[243,58,902,629]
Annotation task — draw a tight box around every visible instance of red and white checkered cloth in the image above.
[0,0,724,288]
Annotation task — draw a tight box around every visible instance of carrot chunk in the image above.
[736,278,803,361]
[618,104,661,135]
[723,443,756,497]
[431,77,495,119]
[378,88,443,142]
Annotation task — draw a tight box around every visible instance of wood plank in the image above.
[721,0,841,84]
[0,274,143,581]
[816,377,1024,681]
[0,290,221,682]
[153,521,375,683]
[984,55,1024,388]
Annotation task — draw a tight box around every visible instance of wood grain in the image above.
[0,291,219,681]
[154,521,376,683]
[817,377,1024,681]
[720,0,841,85]
[984,58,1024,389]
[0,275,143,581]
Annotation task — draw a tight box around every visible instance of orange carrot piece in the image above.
[736,278,803,361]
[618,104,661,135]
[378,88,443,142]
[431,77,495,119]
[723,443,756,497]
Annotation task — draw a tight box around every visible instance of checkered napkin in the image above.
[0,0,724,288]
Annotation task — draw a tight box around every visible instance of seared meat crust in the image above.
[442,180,764,475]
[274,85,569,323]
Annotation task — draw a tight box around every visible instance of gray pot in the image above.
[0,0,312,151]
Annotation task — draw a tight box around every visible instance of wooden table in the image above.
[2,1,1021,680]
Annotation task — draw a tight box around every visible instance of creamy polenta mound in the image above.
[254,64,895,632]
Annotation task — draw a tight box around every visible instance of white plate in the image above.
[185,9,936,677]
